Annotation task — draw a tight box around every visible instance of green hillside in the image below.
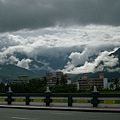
[0,64,39,79]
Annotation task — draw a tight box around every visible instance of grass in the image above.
[100,90,120,94]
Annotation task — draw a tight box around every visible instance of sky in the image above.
[0,0,120,74]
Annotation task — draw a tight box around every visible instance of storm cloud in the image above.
[0,25,120,72]
[0,0,120,32]
[0,0,120,74]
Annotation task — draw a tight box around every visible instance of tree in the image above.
[109,83,114,90]
[59,75,67,86]
[112,78,120,90]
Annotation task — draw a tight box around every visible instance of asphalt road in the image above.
[0,108,120,120]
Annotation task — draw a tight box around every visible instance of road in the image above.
[0,108,120,120]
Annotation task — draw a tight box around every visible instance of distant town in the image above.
[0,71,120,93]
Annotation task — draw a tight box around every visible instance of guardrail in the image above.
[0,88,120,108]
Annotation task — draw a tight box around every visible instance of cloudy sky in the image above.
[0,0,120,74]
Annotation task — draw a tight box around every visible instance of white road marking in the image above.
[51,112,73,115]
[54,112,64,114]
[11,117,28,119]
[11,117,39,120]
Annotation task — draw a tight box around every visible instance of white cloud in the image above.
[17,58,32,70]
[0,25,120,72]
[62,50,119,74]
[9,56,19,64]
[106,68,120,72]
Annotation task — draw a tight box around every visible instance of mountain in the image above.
[0,64,39,79]
[104,48,120,75]
[72,70,120,82]
[112,48,120,58]
[110,48,120,67]
[74,48,120,81]
[0,48,119,80]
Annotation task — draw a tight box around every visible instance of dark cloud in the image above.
[0,0,120,32]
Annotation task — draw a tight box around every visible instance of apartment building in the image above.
[47,76,57,86]
[77,73,108,90]
[46,71,71,86]
[56,71,63,80]
[46,72,53,80]
[11,76,29,84]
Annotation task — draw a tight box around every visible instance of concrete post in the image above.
[26,95,30,105]
[91,86,100,107]
[6,87,14,105]
[44,87,52,106]
[68,95,73,107]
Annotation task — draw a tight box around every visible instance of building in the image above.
[77,73,108,90]
[56,71,63,81]
[18,76,29,81]
[46,71,71,86]
[47,76,57,86]
[46,72,54,86]
[46,72,63,86]
[66,77,72,84]
[46,73,53,80]
[12,76,29,84]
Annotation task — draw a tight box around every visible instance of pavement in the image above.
[0,105,120,113]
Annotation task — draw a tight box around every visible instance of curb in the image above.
[0,105,120,113]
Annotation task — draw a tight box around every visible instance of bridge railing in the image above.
[0,89,120,108]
